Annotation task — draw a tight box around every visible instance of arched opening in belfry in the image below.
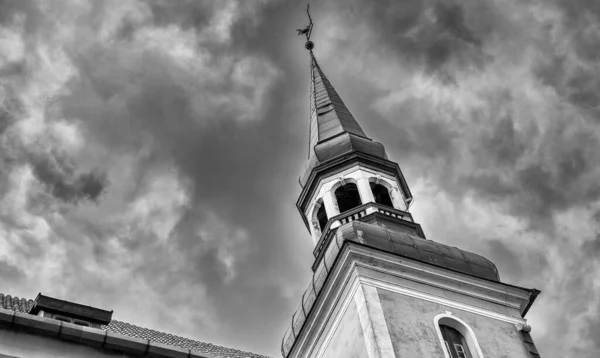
[370,182,393,208]
[316,203,327,231]
[334,183,362,213]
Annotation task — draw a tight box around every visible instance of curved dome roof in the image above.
[339,221,500,282]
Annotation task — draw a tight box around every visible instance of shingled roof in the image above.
[0,293,270,358]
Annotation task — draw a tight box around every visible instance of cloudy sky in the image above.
[0,0,599,356]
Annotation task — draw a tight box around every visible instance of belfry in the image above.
[281,18,541,358]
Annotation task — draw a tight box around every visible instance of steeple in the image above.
[300,50,388,188]
[307,51,372,153]
[283,9,540,358]
[296,42,414,237]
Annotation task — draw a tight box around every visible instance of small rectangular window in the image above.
[73,319,90,327]
[454,344,467,358]
[53,315,72,323]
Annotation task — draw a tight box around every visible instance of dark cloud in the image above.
[30,154,107,203]
[328,0,495,84]
[0,89,21,135]
[23,1,308,351]
[0,0,45,34]
[582,234,600,258]
[146,0,215,29]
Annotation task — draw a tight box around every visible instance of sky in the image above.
[0,0,599,357]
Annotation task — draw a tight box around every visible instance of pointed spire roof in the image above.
[308,51,369,150]
[300,50,387,187]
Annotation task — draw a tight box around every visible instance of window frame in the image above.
[434,312,484,358]
[333,181,362,214]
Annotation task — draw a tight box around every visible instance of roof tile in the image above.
[0,292,271,358]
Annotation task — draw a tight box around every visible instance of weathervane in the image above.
[296,5,314,50]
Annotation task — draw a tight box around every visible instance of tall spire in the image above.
[299,48,388,187]
[307,51,369,153]
[296,8,390,188]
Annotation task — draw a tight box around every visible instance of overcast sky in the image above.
[0,0,599,357]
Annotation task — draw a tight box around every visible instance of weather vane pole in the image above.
[297,4,314,50]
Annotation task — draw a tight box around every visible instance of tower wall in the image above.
[378,290,530,357]
[285,243,536,358]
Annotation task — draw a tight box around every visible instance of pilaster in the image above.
[355,284,396,358]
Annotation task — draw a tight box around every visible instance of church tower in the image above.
[281,32,541,358]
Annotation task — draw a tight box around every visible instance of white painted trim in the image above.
[359,275,527,325]
[292,248,357,357]
[367,176,404,209]
[355,284,396,358]
[303,164,401,223]
[350,245,530,310]
[309,198,325,245]
[314,276,361,358]
[434,312,485,358]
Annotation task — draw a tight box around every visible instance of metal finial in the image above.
[296,4,314,50]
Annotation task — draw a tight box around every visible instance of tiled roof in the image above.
[0,294,34,313]
[0,293,270,358]
[105,320,270,358]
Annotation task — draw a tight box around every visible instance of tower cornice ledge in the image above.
[311,203,425,266]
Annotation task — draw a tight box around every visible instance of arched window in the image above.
[316,204,327,231]
[434,313,484,358]
[311,199,328,239]
[334,183,362,213]
[370,182,393,208]
[440,325,472,358]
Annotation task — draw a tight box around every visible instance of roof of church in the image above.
[307,50,369,150]
[0,293,270,358]
[299,51,388,187]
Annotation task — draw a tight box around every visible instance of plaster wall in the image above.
[320,297,368,358]
[0,326,130,358]
[377,288,530,358]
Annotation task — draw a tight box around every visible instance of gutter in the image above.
[521,288,541,318]
[0,308,217,358]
